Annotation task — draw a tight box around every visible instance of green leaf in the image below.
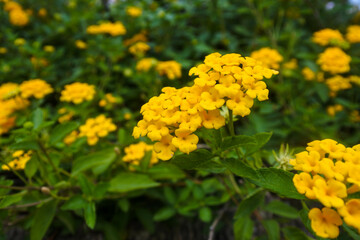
[343,224,360,240]
[264,200,299,219]
[61,195,87,211]
[234,216,253,240]
[49,122,78,145]
[235,190,265,219]
[252,168,305,199]
[153,207,176,221]
[32,108,44,130]
[299,208,312,234]
[135,208,155,233]
[0,179,13,196]
[30,200,57,240]
[220,135,257,151]
[197,128,222,150]
[72,148,116,176]
[171,149,213,170]
[0,192,24,208]
[108,172,160,193]
[77,174,94,196]
[118,198,130,212]
[164,187,177,205]
[283,226,312,240]
[25,155,38,178]
[10,140,39,150]
[148,163,185,180]
[244,132,272,155]
[199,207,212,223]
[84,201,96,229]
[262,220,280,240]
[93,182,109,199]
[222,158,258,180]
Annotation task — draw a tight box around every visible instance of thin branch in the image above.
[208,203,229,240]
[3,197,52,210]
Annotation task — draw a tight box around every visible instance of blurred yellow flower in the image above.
[129,42,150,56]
[14,38,26,46]
[75,40,87,49]
[327,104,343,117]
[123,142,158,166]
[38,8,47,17]
[250,47,283,69]
[20,79,53,99]
[9,8,29,26]
[60,82,96,104]
[283,58,298,70]
[43,45,55,52]
[317,47,351,74]
[30,57,49,68]
[1,150,32,171]
[124,31,147,46]
[325,75,352,97]
[301,67,315,81]
[136,58,157,72]
[346,25,360,43]
[312,28,346,46]
[87,21,126,36]
[79,115,116,145]
[0,48,7,54]
[126,6,142,17]
[64,130,78,145]
[156,60,182,80]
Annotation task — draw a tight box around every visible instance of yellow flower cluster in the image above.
[75,40,87,49]
[283,58,298,70]
[0,83,29,135]
[2,150,32,170]
[290,139,360,238]
[126,6,142,17]
[156,60,182,80]
[30,57,49,68]
[327,104,343,117]
[325,75,352,97]
[312,28,346,46]
[136,58,157,72]
[60,82,95,104]
[123,142,158,167]
[20,79,53,99]
[346,25,360,43]
[4,1,29,26]
[133,53,278,160]
[129,42,150,56]
[124,32,147,46]
[58,108,74,123]
[43,45,55,53]
[250,47,283,70]
[64,130,78,145]
[317,47,351,74]
[79,115,116,145]
[87,21,126,36]
[99,93,120,108]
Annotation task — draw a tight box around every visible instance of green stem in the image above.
[227,171,243,197]
[228,109,242,160]
[38,140,62,180]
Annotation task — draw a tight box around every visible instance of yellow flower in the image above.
[38,8,47,17]
[9,8,29,26]
[0,82,20,100]
[327,104,343,116]
[87,21,126,36]
[350,110,360,123]
[20,79,53,99]
[124,31,148,46]
[126,6,142,17]
[4,1,22,12]
[14,38,26,46]
[136,58,157,72]
[308,207,342,239]
[293,172,322,199]
[75,40,87,49]
[313,178,347,208]
[250,47,283,69]
[2,150,32,170]
[128,42,150,56]
[346,25,360,43]
[0,47,7,54]
[30,57,49,68]
[133,53,278,159]
[64,130,78,145]
[312,28,346,46]
[317,47,351,74]
[43,45,55,53]
[79,115,116,145]
[156,60,182,80]
[98,93,120,108]
[124,113,132,120]
[60,82,96,104]
[301,67,315,81]
[338,199,360,233]
[172,129,199,154]
[347,165,360,188]
[283,58,298,70]
[123,142,158,166]
[325,75,352,97]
